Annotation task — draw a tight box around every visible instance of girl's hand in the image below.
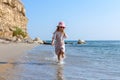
[51,41,54,46]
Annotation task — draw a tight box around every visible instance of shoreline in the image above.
[0,43,39,61]
[0,43,39,78]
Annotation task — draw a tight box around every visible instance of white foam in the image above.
[57,60,65,65]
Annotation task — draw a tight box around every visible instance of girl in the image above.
[51,22,67,64]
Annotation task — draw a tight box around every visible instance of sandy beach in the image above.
[0,43,39,79]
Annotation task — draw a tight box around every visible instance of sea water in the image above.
[5,41,120,80]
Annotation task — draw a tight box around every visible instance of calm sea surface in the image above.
[6,41,120,80]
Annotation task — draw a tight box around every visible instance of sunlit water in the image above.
[2,41,120,80]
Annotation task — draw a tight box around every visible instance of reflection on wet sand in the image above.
[0,63,13,80]
[56,65,65,80]
[0,77,5,80]
[0,59,20,80]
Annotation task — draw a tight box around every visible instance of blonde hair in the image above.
[53,27,66,36]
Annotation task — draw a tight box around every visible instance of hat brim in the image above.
[57,26,66,28]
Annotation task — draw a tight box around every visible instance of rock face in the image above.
[0,0,28,39]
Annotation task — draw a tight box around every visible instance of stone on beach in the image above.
[0,38,10,43]
[33,37,44,44]
[78,39,86,44]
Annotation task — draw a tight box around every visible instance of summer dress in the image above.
[52,31,67,55]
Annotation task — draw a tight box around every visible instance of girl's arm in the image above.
[51,38,54,46]
[51,32,56,46]
[63,33,68,39]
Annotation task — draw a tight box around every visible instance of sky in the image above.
[21,0,120,40]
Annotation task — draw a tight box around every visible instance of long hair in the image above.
[53,26,65,36]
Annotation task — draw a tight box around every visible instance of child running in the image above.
[52,21,68,64]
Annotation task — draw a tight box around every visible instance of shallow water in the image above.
[1,41,120,80]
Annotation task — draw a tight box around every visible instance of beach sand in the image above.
[0,43,39,79]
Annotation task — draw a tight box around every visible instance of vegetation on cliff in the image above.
[0,0,28,40]
[13,27,27,38]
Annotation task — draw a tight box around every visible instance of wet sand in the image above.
[0,43,39,79]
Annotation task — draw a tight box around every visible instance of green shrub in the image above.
[13,27,27,38]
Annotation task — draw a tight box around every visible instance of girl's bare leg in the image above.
[58,53,61,62]
[61,52,65,58]
[57,50,63,62]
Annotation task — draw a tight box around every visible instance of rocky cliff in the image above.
[0,0,28,40]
